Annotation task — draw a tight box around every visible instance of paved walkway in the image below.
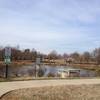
[0,79,100,97]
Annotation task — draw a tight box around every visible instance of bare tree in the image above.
[83,52,91,63]
[70,52,80,63]
[93,48,100,64]
[48,50,58,60]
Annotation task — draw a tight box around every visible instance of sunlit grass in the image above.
[1,85,100,100]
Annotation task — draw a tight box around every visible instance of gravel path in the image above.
[0,79,100,97]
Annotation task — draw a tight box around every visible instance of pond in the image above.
[0,64,98,78]
[44,66,97,77]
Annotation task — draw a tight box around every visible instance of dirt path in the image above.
[0,79,100,97]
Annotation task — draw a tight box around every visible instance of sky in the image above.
[0,0,100,54]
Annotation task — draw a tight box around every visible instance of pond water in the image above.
[44,66,97,77]
[0,65,98,77]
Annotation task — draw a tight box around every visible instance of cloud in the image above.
[0,0,100,53]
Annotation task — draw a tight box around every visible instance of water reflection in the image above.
[0,65,97,78]
[44,66,97,77]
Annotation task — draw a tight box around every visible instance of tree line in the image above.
[0,47,100,64]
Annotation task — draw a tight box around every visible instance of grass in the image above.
[0,61,33,68]
[0,77,34,82]
[1,84,100,100]
[1,77,100,82]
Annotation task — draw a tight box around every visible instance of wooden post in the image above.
[5,64,8,78]
[35,64,37,78]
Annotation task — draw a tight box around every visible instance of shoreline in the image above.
[0,61,100,70]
